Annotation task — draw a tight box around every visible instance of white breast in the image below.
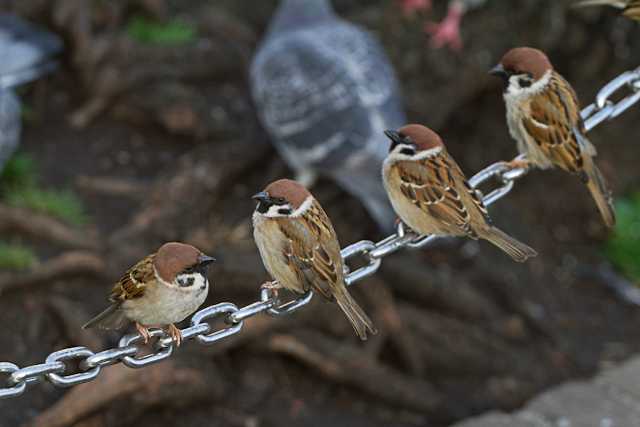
[122,275,209,326]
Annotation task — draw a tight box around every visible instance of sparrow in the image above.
[250,0,405,232]
[252,178,377,340]
[573,0,640,21]
[382,124,537,262]
[0,14,62,172]
[83,242,215,346]
[490,47,616,227]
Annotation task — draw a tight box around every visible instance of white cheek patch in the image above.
[505,70,552,100]
[176,272,208,290]
[290,195,313,217]
[263,202,294,218]
[386,144,443,163]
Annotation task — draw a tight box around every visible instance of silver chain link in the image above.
[2,66,639,400]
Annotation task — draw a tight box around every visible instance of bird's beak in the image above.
[384,129,401,144]
[252,191,270,202]
[198,254,216,266]
[489,63,508,80]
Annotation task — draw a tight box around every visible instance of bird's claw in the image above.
[425,1,465,51]
[505,159,531,171]
[400,0,432,16]
[135,322,151,344]
[167,324,183,347]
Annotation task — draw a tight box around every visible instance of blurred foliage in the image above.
[0,152,37,189]
[5,187,87,225]
[126,16,196,45]
[0,241,36,271]
[606,194,640,281]
[1,152,87,225]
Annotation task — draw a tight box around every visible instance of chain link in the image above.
[1,66,639,399]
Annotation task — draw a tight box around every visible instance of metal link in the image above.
[0,363,26,398]
[45,347,100,387]
[119,329,174,368]
[260,287,313,316]
[190,303,243,345]
[2,65,640,399]
[9,362,65,386]
[341,241,382,285]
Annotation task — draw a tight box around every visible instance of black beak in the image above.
[384,129,402,144]
[198,254,216,266]
[252,191,270,202]
[489,63,509,80]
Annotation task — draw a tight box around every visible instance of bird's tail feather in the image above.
[82,304,127,330]
[334,287,377,340]
[481,227,537,263]
[584,157,616,227]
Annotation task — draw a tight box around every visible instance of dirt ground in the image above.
[1,1,640,426]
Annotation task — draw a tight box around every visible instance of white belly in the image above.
[122,278,209,325]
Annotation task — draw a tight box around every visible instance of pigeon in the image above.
[250,0,406,231]
[0,14,62,172]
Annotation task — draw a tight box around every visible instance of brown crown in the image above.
[500,47,553,80]
[154,242,201,282]
[398,124,445,151]
[264,179,312,209]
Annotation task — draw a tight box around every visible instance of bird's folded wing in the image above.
[109,254,156,302]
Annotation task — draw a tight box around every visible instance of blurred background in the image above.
[0,0,639,426]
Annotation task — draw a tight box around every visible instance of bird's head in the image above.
[490,47,553,96]
[252,179,313,218]
[384,124,444,162]
[154,242,215,289]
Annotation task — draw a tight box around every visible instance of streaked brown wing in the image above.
[397,151,489,236]
[522,73,585,173]
[109,254,156,302]
[279,200,342,300]
[624,1,640,20]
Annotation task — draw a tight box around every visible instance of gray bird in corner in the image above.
[0,14,62,172]
[250,0,406,231]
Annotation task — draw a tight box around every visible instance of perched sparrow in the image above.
[252,179,377,340]
[573,0,640,21]
[383,125,537,262]
[250,0,405,231]
[83,242,215,346]
[490,47,616,227]
[0,14,61,172]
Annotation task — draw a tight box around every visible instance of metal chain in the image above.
[2,66,639,400]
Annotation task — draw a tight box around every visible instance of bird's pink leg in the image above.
[167,324,183,347]
[135,322,151,344]
[505,159,531,170]
[424,0,465,51]
[400,0,432,16]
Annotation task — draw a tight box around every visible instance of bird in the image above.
[573,0,640,21]
[83,242,215,346]
[382,124,537,262]
[490,47,616,227]
[0,14,62,173]
[250,0,406,232]
[252,178,377,340]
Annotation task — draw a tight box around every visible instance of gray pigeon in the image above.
[250,0,406,231]
[0,14,62,172]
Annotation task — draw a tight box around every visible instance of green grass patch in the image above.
[605,193,640,281]
[127,16,196,45]
[0,152,37,190]
[0,242,37,271]
[5,186,88,225]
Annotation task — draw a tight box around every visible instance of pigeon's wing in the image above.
[0,89,21,170]
[251,21,405,169]
[0,14,62,88]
